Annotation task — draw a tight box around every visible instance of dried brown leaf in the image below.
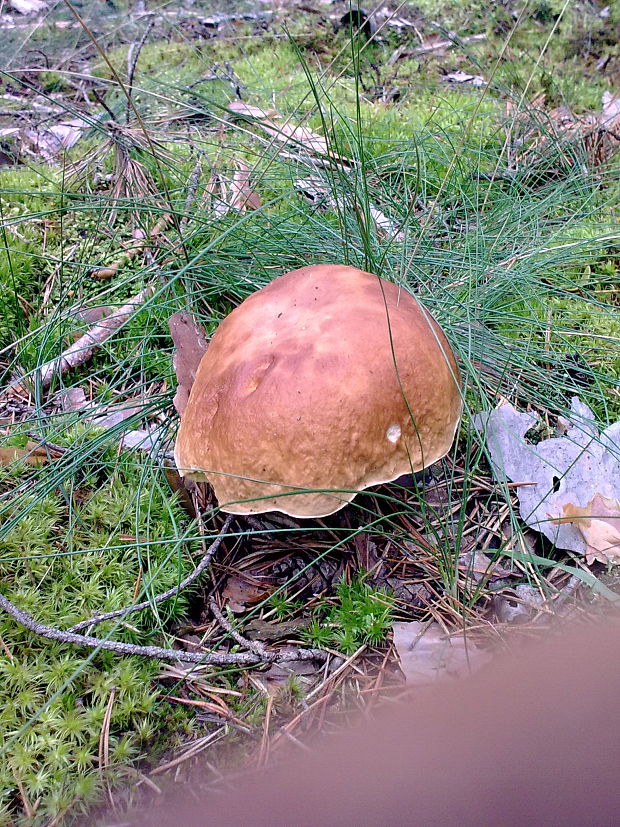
[556,494,620,565]
[163,465,197,518]
[258,651,320,690]
[493,585,545,624]
[230,161,262,211]
[221,574,275,613]
[58,387,88,413]
[168,311,209,416]
[0,440,56,467]
[457,550,514,583]
[245,617,310,642]
[473,397,620,560]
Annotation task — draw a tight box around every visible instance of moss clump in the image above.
[304,577,394,654]
[0,446,196,823]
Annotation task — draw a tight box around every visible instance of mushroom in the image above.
[174,264,462,518]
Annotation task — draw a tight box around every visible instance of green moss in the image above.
[0,167,63,349]
[304,577,394,654]
[0,450,196,823]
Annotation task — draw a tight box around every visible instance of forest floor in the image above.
[0,0,619,823]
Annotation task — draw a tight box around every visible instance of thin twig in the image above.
[0,592,326,665]
[180,159,203,230]
[69,516,234,633]
[126,16,155,124]
[208,596,268,659]
[30,285,154,390]
[387,32,486,65]
[24,433,68,454]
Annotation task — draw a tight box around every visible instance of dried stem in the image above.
[126,16,156,124]
[0,592,326,665]
[208,596,268,659]
[180,159,203,230]
[32,285,154,389]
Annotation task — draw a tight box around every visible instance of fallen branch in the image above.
[387,33,487,65]
[69,515,233,633]
[209,596,268,659]
[0,592,326,665]
[32,284,155,390]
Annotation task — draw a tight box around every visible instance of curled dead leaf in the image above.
[0,440,60,467]
[458,550,514,583]
[168,311,209,416]
[222,573,275,613]
[230,161,262,211]
[553,494,620,565]
[473,397,620,561]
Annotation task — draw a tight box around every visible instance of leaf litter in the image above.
[474,397,620,564]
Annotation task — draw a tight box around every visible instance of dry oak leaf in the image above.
[168,311,209,416]
[473,396,620,559]
[221,573,275,613]
[0,440,58,467]
[555,494,620,566]
[230,161,262,211]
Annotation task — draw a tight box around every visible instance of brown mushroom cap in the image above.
[174,264,462,518]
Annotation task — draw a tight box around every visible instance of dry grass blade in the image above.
[98,687,116,805]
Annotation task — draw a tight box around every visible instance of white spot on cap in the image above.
[386,424,401,443]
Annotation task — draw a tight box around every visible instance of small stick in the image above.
[32,285,155,390]
[208,596,268,659]
[69,515,233,633]
[0,592,326,665]
[126,16,155,124]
